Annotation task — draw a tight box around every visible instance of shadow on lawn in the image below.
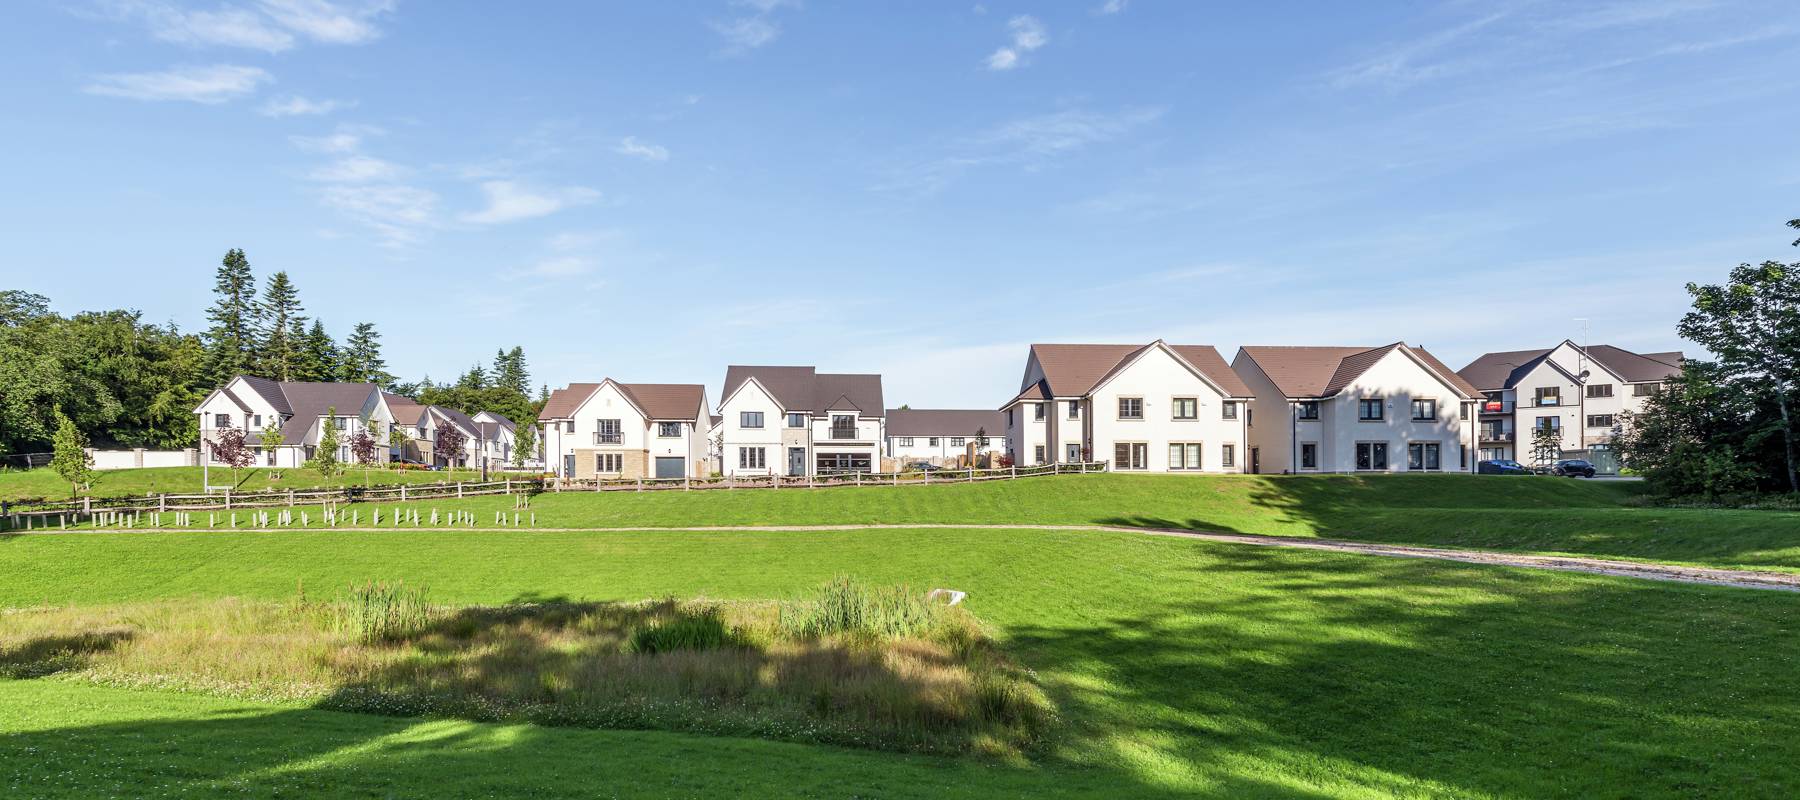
[1001,544,1794,797]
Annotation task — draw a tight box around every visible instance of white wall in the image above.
[888,434,1005,463]
[718,380,786,476]
[1320,349,1472,473]
[1088,346,1245,473]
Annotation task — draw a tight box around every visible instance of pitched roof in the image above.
[428,405,480,437]
[383,392,425,426]
[885,409,1006,437]
[475,411,516,430]
[722,366,884,416]
[1457,343,1684,391]
[1238,344,1478,399]
[1025,342,1252,399]
[237,375,291,415]
[539,384,601,420]
[616,383,706,420]
[275,381,380,445]
[1005,379,1053,407]
[217,387,252,413]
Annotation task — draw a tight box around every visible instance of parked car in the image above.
[1552,459,1598,478]
[1477,459,1530,475]
[905,462,943,472]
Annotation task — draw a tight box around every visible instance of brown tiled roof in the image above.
[1586,346,1684,382]
[617,383,706,421]
[1005,379,1053,407]
[886,409,1006,437]
[1458,343,1684,390]
[276,382,381,445]
[383,392,425,426]
[1239,344,1478,399]
[722,366,884,416]
[428,405,480,437]
[1456,348,1553,392]
[1026,342,1252,399]
[539,384,601,420]
[237,375,291,415]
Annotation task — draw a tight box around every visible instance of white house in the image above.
[716,366,884,477]
[1458,341,1682,469]
[538,380,710,480]
[885,409,1007,466]
[1230,343,1482,474]
[1001,341,1254,473]
[473,411,521,468]
[194,376,393,468]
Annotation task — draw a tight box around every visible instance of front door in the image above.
[787,447,806,477]
[1250,447,1260,474]
[563,454,575,477]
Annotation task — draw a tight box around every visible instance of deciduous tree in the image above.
[1679,260,1800,493]
[49,407,93,495]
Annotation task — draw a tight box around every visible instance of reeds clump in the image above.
[778,576,944,640]
[626,605,743,653]
[341,581,435,641]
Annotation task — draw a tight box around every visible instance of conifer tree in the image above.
[256,271,305,381]
[296,320,340,382]
[201,249,258,386]
[340,322,394,387]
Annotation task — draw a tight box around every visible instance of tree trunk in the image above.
[1779,385,1798,495]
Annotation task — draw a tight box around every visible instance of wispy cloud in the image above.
[290,123,380,153]
[460,181,602,225]
[879,106,1165,194]
[613,136,670,162]
[1326,12,1508,90]
[308,154,400,182]
[259,94,347,116]
[94,0,395,50]
[255,0,394,45]
[1094,0,1127,16]
[709,0,799,55]
[83,63,271,103]
[318,183,439,247]
[986,15,1047,70]
[509,255,596,279]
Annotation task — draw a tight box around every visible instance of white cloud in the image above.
[710,15,780,53]
[318,183,439,247]
[256,0,393,45]
[308,155,399,182]
[1095,0,1127,15]
[731,0,799,10]
[613,136,670,162]
[878,106,1165,194]
[259,95,346,116]
[986,15,1048,71]
[83,63,271,103]
[460,181,602,225]
[138,3,296,51]
[289,123,380,153]
[510,255,596,279]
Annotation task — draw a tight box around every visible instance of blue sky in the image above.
[3,1,1797,407]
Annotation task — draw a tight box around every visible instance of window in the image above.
[929,437,940,447]
[738,447,766,469]
[213,413,231,428]
[595,453,623,473]
[1113,442,1148,470]
[421,424,430,438]
[1459,404,1469,420]
[250,414,262,428]
[563,420,574,434]
[1221,444,1236,468]
[1066,443,1082,463]
[657,422,681,438]
[1587,414,1616,428]
[897,437,914,447]
[1006,409,1014,426]
[1172,397,1198,420]
[950,437,965,447]
[830,415,857,439]
[1068,401,1080,420]
[1033,403,1045,421]
[1359,399,1383,421]
[1355,442,1388,470]
[1300,443,1318,470]
[596,419,622,445]
[816,453,872,474]
[740,411,764,429]
[1219,401,1236,420]
[1407,442,1441,471]
[1118,397,1144,420]
[1586,384,1614,398]
[1411,399,1437,421]
[1297,401,1319,420]
[786,413,806,428]
[1034,444,1046,464]
[1634,383,1660,396]
[1169,442,1203,470]
[1535,387,1560,406]
[1536,416,1560,431]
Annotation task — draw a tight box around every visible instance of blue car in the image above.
[1478,459,1530,475]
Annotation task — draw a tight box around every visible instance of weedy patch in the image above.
[0,578,1053,756]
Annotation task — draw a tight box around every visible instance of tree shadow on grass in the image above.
[999,543,1800,797]
[0,628,133,677]
[1092,516,1247,533]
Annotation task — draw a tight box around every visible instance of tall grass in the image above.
[778,576,945,640]
[340,581,435,641]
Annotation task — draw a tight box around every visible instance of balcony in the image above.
[1527,397,1562,408]
[828,426,860,441]
[592,432,622,445]
[1478,401,1514,415]
[1480,430,1514,443]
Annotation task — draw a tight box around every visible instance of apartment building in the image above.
[1457,341,1683,467]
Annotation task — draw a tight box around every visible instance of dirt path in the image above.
[14,522,1798,592]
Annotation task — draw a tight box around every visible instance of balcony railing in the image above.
[1479,401,1514,414]
[1528,397,1562,407]
[828,426,860,440]
[592,432,622,445]
[1480,430,1514,442]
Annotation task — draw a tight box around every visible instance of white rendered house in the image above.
[885,409,1007,465]
[1230,343,1482,474]
[194,376,393,468]
[1001,341,1254,472]
[715,366,884,477]
[538,380,710,480]
[1458,341,1682,468]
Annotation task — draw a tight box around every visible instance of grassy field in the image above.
[0,464,498,501]
[42,474,1800,572]
[3,525,1798,797]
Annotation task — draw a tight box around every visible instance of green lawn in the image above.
[0,465,497,502]
[2,526,1798,797]
[55,474,1799,572]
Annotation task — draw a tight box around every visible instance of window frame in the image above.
[949,437,965,447]
[1358,398,1384,421]
[1410,398,1437,422]
[740,411,764,429]
[1355,441,1389,471]
[1033,444,1046,464]
[1112,441,1149,470]
[1586,383,1614,398]
[896,436,914,447]
[595,452,623,474]
[1300,442,1318,470]
[1586,414,1615,429]
[1296,401,1320,420]
[1117,397,1144,420]
[1219,400,1237,420]
[1221,443,1236,469]
[1068,401,1081,420]
[213,413,231,429]
[1033,402,1045,421]
[1171,397,1198,420]
[1535,386,1560,406]
[1406,442,1441,471]
[657,421,682,438]
[786,412,807,428]
[738,446,766,469]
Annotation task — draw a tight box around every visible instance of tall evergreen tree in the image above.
[201,249,258,386]
[455,363,489,390]
[340,322,395,387]
[256,271,305,381]
[295,320,340,382]
[492,346,529,395]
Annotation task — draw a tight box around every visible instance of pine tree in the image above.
[340,322,394,387]
[255,271,305,381]
[296,320,340,382]
[492,346,529,395]
[456,363,488,390]
[201,249,258,386]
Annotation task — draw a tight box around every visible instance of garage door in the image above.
[654,457,685,479]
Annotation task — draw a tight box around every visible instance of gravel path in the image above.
[16,522,1799,592]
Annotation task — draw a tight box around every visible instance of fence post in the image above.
[854,472,861,487]
[636,476,642,492]
[83,496,92,515]
[505,478,511,495]
[400,485,407,502]
[158,494,166,513]
[457,482,464,499]
[968,467,973,483]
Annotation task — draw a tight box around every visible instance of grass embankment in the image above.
[0,578,1047,756]
[44,474,1800,572]
[3,526,1798,797]
[0,465,495,502]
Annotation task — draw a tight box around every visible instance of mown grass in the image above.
[0,464,491,502]
[36,473,1800,571]
[3,526,1799,797]
[0,578,1047,756]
